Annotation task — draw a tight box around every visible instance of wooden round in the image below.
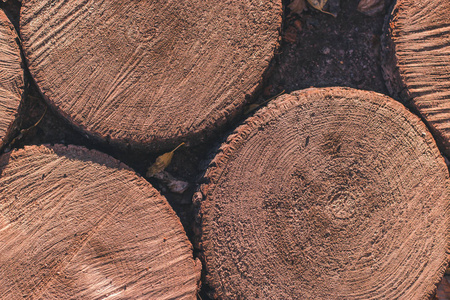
[0,145,201,299]
[196,87,450,299]
[19,0,282,151]
[0,10,23,149]
[382,0,450,156]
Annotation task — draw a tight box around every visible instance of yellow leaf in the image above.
[146,142,185,177]
[244,90,285,115]
[308,0,326,10]
[243,104,261,115]
[307,0,336,17]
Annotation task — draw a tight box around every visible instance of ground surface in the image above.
[0,0,448,299]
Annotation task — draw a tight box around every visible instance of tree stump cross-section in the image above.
[19,0,282,151]
[196,87,450,299]
[0,144,201,299]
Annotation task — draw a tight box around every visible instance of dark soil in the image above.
[1,0,448,299]
[268,0,389,96]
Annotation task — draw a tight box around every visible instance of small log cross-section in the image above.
[0,145,201,299]
[0,10,23,149]
[196,87,450,299]
[382,0,450,156]
[19,0,282,151]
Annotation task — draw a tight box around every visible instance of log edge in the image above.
[0,10,24,150]
[381,0,450,156]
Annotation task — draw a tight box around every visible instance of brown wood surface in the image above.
[196,87,450,299]
[382,0,450,156]
[19,0,282,151]
[0,145,201,299]
[0,9,23,149]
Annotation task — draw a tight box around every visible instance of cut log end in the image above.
[382,0,450,156]
[197,87,450,299]
[0,9,23,149]
[0,144,201,299]
[20,0,282,151]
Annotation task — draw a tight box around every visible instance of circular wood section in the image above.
[0,145,201,299]
[382,0,450,156]
[19,0,282,151]
[196,87,450,299]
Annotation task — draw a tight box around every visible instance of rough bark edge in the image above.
[193,86,450,299]
[380,0,406,101]
[381,0,450,157]
[19,4,283,153]
[0,9,24,151]
[0,144,202,297]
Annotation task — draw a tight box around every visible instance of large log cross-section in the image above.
[0,145,201,299]
[20,0,282,151]
[197,87,449,299]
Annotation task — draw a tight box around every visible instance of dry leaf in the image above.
[244,104,261,115]
[288,0,307,15]
[244,90,285,115]
[146,142,185,177]
[153,171,190,195]
[357,0,384,16]
[308,0,327,10]
[307,0,337,17]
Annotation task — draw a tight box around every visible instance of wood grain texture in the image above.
[0,9,23,148]
[382,0,450,156]
[196,87,450,299]
[0,145,201,299]
[19,0,282,151]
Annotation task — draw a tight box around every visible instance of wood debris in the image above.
[307,0,337,17]
[357,0,385,16]
[289,0,307,15]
